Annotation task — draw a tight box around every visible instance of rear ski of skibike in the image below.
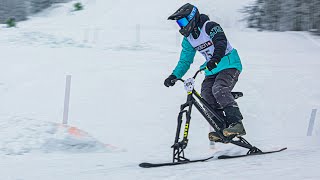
[139,69,287,168]
[217,147,287,159]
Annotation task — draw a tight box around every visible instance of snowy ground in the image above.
[1,0,320,179]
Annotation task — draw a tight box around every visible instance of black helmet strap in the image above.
[191,27,201,39]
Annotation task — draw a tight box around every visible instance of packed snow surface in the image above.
[0,0,320,179]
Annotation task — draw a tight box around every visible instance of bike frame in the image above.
[171,69,261,163]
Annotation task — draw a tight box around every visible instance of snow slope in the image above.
[0,0,320,179]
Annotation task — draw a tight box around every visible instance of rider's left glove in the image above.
[206,59,219,71]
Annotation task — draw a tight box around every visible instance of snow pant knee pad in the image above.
[212,86,239,108]
[223,106,243,124]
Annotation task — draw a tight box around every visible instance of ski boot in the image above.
[208,131,223,142]
[222,106,246,137]
[223,121,246,137]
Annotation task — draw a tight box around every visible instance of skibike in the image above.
[139,69,287,168]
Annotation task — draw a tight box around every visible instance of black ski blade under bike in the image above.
[139,147,287,168]
[139,156,214,168]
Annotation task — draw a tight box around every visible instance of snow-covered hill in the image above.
[0,0,320,179]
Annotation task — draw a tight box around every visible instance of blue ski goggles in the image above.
[176,17,189,28]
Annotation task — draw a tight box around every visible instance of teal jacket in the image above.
[172,37,243,79]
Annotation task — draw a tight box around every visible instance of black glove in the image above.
[164,74,177,87]
[206,59,219,71]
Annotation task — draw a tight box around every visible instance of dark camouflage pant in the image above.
[201,68,240,109]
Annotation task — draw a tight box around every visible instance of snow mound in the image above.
[0,117,118,155]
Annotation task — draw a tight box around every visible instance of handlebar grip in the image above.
[171,79,184,83]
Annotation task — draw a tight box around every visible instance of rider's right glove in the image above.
[164,74,177,87]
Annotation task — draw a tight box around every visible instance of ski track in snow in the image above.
[0,0,320,179]
[284,31,320,49]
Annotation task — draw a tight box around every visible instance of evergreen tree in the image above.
[244,0,320,34]
[0,0,72,23]
[242,0,265,30]
[29,0,52,14]
[312,0,320,32]
[6,18,16,27]
[74,2,84,11]
[263,0,282,31]
[0,0,28,23]
[292,0,310,31]
[279,0,295,31]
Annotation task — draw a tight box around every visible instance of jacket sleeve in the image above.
[172,37,196,79]
[205,22,228,62]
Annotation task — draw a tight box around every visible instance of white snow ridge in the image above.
[0,116,114,155]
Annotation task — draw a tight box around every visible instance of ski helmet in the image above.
[168,3,200,37]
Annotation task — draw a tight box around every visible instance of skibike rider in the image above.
[139,6,288,166]
[164,3,246,141]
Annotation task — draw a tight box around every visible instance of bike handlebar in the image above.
[172,68,206,83]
